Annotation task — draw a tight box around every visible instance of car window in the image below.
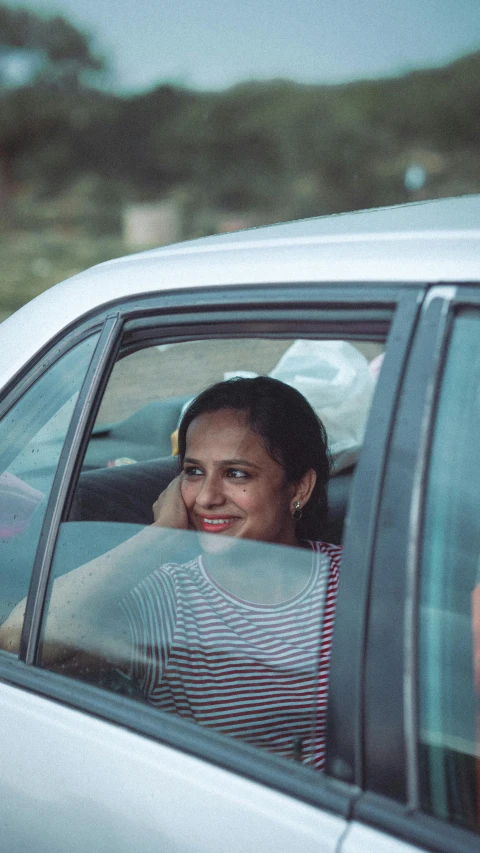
[418,309,480,832]
[0,334,99,632]
[35,334,382,771]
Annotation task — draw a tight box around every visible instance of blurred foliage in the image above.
[0,3,479,315]
[0,3,104,83]
[0,228,124,321]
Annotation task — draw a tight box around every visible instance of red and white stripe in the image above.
[122,540,341,769]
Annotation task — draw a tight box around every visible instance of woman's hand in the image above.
[152,474,190,530]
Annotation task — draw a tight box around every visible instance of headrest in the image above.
[69,456,179,525]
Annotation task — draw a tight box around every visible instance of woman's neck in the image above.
[202,538,313,604]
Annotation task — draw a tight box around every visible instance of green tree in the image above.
[0,3,104,88]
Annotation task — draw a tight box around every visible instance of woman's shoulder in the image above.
[307,539,342,554]
[307,540,343,569]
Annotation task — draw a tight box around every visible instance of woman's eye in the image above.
[183,466,203,477]
[226,469,249,479]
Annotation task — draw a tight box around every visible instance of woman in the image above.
[1,377,341,769]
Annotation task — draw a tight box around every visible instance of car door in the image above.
[0,281,421,852]
[337,283,480,852]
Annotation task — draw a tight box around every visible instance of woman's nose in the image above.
[195,473,224,507]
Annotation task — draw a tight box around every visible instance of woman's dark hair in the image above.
[177,376,330,541]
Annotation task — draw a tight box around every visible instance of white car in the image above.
[0,194,479,852]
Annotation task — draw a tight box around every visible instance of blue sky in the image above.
[6,0,480,92]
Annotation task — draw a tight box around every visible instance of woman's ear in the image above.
[291,468,317,513]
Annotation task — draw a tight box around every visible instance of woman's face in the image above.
[180,409,313,547]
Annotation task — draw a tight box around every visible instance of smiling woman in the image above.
[181,406,304,544]
[118,376,341,768]
[0,373,341,769]
[157,376,328,546]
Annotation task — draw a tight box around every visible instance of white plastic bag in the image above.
[269,340,375,472]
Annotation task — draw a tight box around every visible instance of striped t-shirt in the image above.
[121,540,341,769]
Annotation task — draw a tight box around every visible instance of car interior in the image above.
[67,336,384,546]
[0,335,384,626]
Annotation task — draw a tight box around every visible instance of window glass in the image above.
[36,335,382,770]
[0,334,99,635]
[419,310,480,831]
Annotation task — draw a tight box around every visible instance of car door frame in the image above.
[350,283,480,853]
[0,280,423,828]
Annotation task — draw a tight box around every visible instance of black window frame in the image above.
[354,283,480,853]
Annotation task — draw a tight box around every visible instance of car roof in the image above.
[1,194,479,387]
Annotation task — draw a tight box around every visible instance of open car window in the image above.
[72,338,383,538]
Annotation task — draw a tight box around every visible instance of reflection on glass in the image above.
[42,526,337,769]
[0,334,99,628]
[32,373,343,770]
[419,311,480,830]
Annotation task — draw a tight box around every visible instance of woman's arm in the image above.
[0,475,191,669]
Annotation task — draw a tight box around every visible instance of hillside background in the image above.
[0,3,479,318]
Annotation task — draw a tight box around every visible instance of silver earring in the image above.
[292,500,302,520]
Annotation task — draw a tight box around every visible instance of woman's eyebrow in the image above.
[221,459,260,471]
[222,458,261,469]
[183,456,260,470]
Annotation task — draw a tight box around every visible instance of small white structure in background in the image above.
[404,163,427,193]
[123,201,181,250]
